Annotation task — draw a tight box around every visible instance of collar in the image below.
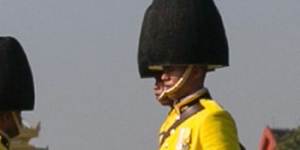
[173,88,209,114]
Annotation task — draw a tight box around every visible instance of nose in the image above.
[161,72,169,81]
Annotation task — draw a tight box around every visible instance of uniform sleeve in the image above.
[200,110,240,150]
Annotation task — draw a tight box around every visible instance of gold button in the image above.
[171,129,175,135]
[164,143,169,149]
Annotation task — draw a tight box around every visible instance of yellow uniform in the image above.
[159,97,240,150]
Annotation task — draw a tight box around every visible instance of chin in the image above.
[160,103,172,106]
[157,99,172,106]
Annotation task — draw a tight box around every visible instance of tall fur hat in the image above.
[0,37,34,111]
[138,0,229,78]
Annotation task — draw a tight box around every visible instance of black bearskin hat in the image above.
[0,37,35,111]
[138,0,229,78]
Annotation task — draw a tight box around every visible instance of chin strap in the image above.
[12,112,23,135]
[173,88,208,113]
[158,65,194,103]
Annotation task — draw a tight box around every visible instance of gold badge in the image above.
[176,128,191,150]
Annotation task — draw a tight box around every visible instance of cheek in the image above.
[169,76,181,85]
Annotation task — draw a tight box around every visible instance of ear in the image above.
[191,67,206,80]
[0,114,4,122]
[0,113,12,124]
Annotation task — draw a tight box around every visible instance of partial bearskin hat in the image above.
[0,37,34,111]
[138,0,229,77]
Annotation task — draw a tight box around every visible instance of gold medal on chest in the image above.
[176,128,191,150]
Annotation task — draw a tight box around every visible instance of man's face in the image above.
[159,65,186,90]
[153,65,186,104]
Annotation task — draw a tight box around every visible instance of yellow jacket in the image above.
[159,99,240,150]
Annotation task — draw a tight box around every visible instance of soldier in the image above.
[0,37,35,150]
[138,0,243,149]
